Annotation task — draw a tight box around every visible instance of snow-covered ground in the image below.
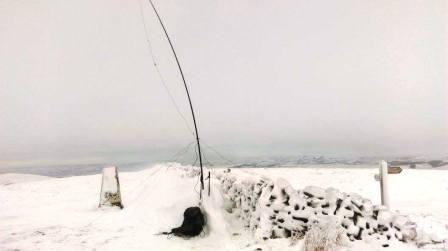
[1,164,447,250]
[0,173,50,186]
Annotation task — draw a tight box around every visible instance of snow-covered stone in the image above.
[218,170,418,246]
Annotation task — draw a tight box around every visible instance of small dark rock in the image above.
[292,216,308,223]
[303,192,313,198]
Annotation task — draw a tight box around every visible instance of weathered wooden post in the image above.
[208,171,211,197]
[99,166,123,209]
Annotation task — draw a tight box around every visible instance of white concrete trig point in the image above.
[99,166,123,209]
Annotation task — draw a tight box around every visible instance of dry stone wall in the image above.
[217,170,417,247]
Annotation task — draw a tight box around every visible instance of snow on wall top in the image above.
[217,170,418,248]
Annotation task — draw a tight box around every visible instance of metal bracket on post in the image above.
[379,160,390,208]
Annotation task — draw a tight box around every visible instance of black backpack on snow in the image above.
[170,207,205,237]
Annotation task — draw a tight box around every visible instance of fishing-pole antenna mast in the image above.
[147,0,205,198]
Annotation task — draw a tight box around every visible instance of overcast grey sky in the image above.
[1,0,447,166]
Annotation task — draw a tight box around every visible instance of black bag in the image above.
[171,207,205,237]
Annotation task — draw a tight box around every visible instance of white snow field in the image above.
[1,163,447,251]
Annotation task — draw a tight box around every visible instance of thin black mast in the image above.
[147,0,205,198]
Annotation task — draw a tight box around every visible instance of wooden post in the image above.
[379,160,390,208]
[208,171,211,197]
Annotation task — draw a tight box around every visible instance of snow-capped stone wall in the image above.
[217,170,417,247]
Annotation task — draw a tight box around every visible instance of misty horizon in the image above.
[1,0,447,168]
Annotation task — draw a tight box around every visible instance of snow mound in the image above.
[303,216,348,251]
